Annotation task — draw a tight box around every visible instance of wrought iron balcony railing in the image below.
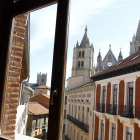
[97,103,105,113]
[106,104,117,115]
[67,114,89,133]
[120,105,134,118]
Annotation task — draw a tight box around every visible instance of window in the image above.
[78,106,80,120]
[79,51,81,57]
[138,46,140,51]
[35,131,37,136]
[78,61,80,67]
[82,51,84,57]
[41,79,44,82]
[44,117,46,125]
[128,82,133,107]
[72,105,73,117]
[38,79,39,82]
[77,132,79,140]
[64,110,66,119]
[102,86,106,104]
[69,104,71,115]
[36,118,38,127]
[101,120,104,140]
[75,105,77,119]
[40,89,42,93]
[82,107,84,123]
[81,136,83,140]
[113,85,118,105]
[63,124,65,133]
[126,127,132,140]
[86,107,89,125]
[112,123,116,140]
[65,96,67,104]
[81,61,84,67]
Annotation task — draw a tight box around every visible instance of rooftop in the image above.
[92,51,140,81]
[28,102,49,115]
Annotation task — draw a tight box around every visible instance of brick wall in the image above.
[96,84,101,110]
[135,77,140,118]
[2,14,28,139]
[118,80,124,115]
[117,119,123,140]
[94,115,99,140]
[106,83,111,104]
[105,118,109,140]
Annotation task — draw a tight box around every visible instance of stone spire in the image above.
[109,44,111,50]
[80,26,90,47]
[97,49,102,61]
[118,48,123,61]
[136,20,140,42]
[76,40,79,47]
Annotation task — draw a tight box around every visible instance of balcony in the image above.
[67,115,89,133]
[97,103,105,113]
[106,104,117,115]
[65,135,70,140]
[120,105,134,118]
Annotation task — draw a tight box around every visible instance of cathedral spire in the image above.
[118,48,123,61]
[97,49,102,60]
[76,40,79,47]
[136,20,140,41]
[80,26,90,47]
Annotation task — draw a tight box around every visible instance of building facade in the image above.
[92,50,140,140]
[65,76,94,140]
[95,45,123,74]
[72,27,94,77]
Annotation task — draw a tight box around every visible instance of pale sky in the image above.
[29,0,140,87]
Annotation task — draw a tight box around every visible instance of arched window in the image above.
[78,61,80,67]
[79,51,81,57]
[81,61,84,67]
[78,106,80,120]
[82,107,84,123]
[86,107,89,125]
[82,51,84,57]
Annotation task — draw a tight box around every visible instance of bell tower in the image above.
[71,26,94,77]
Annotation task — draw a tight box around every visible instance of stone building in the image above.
[92,50,140,140]
[37,72,47,86]
[95,45,123,74]
[72,26,94,77]
[130,20,140,55]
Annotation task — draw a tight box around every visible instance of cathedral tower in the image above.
[130,20,140,55]
[72,26,94,77]
[37,72,47,86]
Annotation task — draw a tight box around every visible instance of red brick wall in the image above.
[96,84,101,110]
[2,14,28,139]
[106,83,111,104]
[117,120,123,140]
[94,115,99,140]
[135,77,140,118]
[105,118,109,140]
[134,123,140,140]
[118,80,124,115]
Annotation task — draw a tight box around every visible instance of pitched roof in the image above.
[28,102,49,115]
[41,93,50,99]
[34,85,50,89]
[92,51,140,81]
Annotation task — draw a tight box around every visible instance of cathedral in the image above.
[72,26,94,77]
[95,45,123,74]
[130,20,140,55]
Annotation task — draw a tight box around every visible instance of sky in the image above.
[29,0,140,87]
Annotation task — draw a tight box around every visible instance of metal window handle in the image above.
[51,89,58,105]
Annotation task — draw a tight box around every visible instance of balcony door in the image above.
[112,123,116,140]
[113,85,118,114]
[101,121,104,140]
[102,86,106,104]
[127,82,133,108]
